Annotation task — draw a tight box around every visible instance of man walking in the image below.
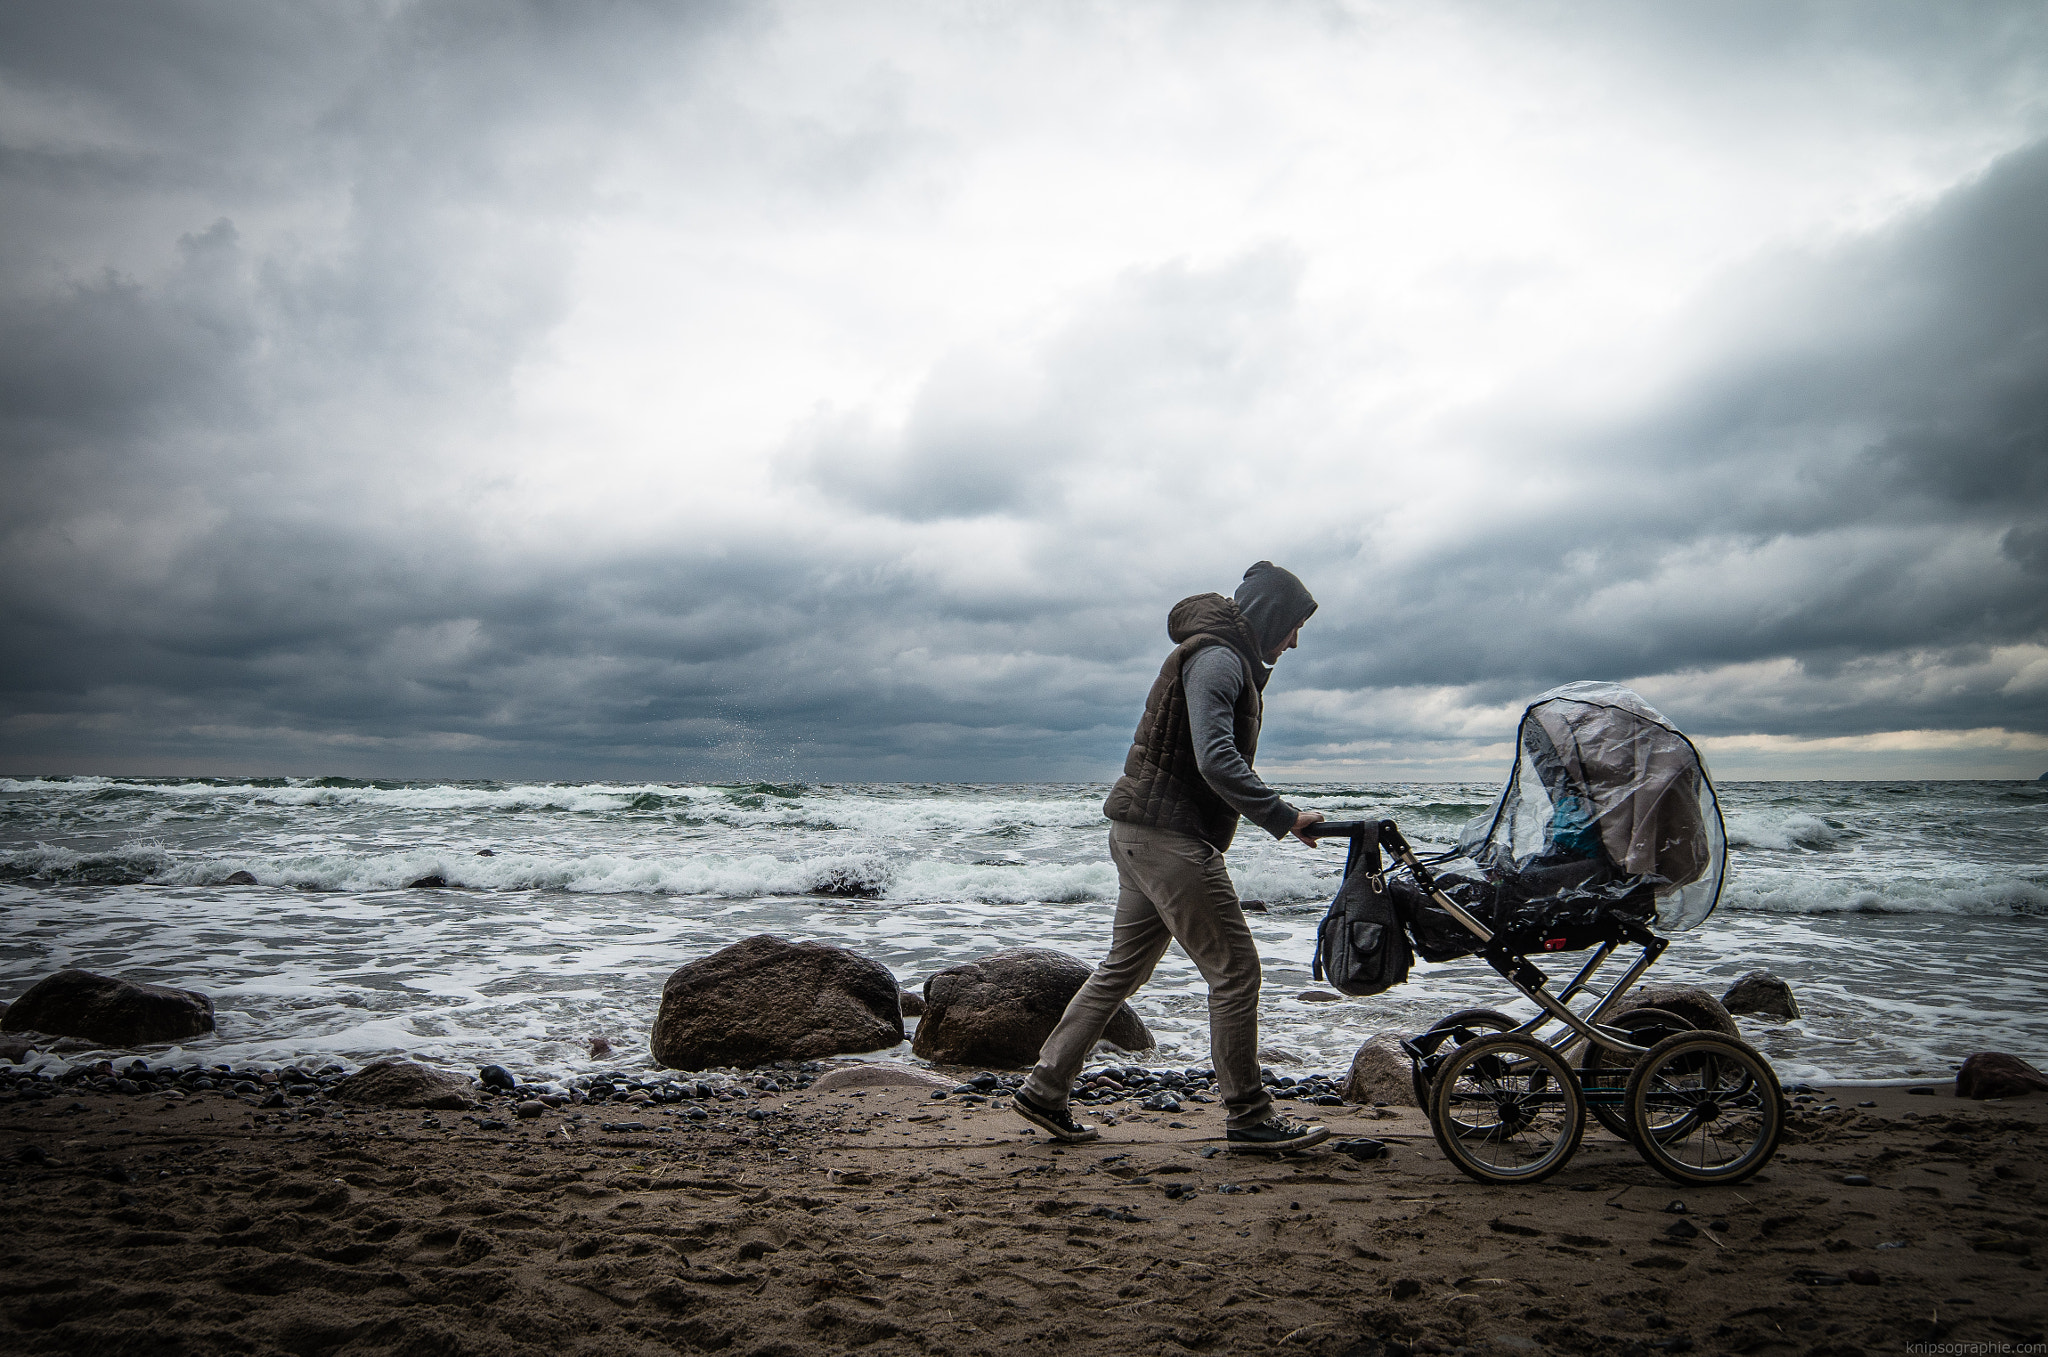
[1014,562,1330,1151]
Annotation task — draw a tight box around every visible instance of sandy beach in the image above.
[2,1072,2041,1356]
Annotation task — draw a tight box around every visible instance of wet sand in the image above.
[1,1080,2042,1356]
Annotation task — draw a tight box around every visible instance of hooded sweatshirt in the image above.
[1103,562,1318,851]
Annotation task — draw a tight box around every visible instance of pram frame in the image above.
[1309,816,1784,1187]
[1311,819,1667,1061]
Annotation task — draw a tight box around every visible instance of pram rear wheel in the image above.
[1410,1008,1518,1112]
[1428,1033,1585,1186]
[1580,1007,1696,1141]
[1622,1031,1784,1186]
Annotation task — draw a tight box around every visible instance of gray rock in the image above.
[1722,969,1801,1019]
[0,1030,59,1064]
[808,1064,954,1093]
[1615,984,1739,1036]
[0,969,214,1047]
[910,948,1152,1069]
[478,1064,516,1091]
[328,1060,475,1110]
[1342,1034,1416,1107]
[650,934,904,1071]
[1956,1051,2048,1099]
[222,871,258,885]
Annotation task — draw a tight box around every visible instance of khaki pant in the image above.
[1022,821,1275,1131]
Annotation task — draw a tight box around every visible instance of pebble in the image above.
[515,1101,545,1119]
[600,1121,647,1133]
[1843,1174,1873,1187]
[478,1065,516,1091]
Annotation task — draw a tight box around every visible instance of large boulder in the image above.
[330,1060,475,1110]
[1614,984,1739,1036]
[650,935,904,1071]
[1342,1034,1418,1107]
[1722,970,1801,1019]
[911,948,1153,1069]
[1956,1052,2048,1100]
[0,969,214,1047]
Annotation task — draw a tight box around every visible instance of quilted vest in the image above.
[1102,593,1266,852]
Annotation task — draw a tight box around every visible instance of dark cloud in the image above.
[1280,139,2048,745]
[1,5,2044,780]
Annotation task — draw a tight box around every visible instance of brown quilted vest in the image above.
[1102,593,1267,852]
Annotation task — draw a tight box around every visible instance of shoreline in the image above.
[3,1072,2041,1356]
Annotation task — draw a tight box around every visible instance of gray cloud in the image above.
[2,4,2046,781]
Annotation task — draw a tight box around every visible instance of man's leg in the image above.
[1020,833,1176,1113]
[1105,822,1274,1131]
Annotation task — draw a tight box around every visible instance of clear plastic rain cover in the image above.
[1453,681,1727,932]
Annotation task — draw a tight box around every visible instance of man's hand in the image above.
[1290,809,1326,846]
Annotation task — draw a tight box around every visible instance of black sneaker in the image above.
[1226,1115,1331,1153]
[1013,1089,1100,1143]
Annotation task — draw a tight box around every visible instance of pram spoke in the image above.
[1622,1032,1784,1186]
[1408,1007,1519,1113]
[1428,1034,1585,1185]
[1579,1006,1696,1141]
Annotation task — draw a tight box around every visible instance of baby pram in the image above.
[1308,681,1783,1186]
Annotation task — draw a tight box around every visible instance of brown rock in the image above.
[329,1060,475,1110]
[1342,1034,1418,1106]
[222,870,258,885]
[0,969,214,1047]
[1956,1051,2048,1100]
[898,988,926,1017]
[1722,969,1801,1019]
[0,1030,58,1063]
[1616,984,1739,1036]
[911,948,1152,1069]
[650,935,904,1071]
[808,1064,954,1093]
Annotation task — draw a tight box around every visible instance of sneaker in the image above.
[1226,1115,1331,1153]
[1013,1088,1100,1143]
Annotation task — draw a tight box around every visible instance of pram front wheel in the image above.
[1428,1033,1585,1186]
[1410,1008,1519,1112]
[1622,1031,1784,1186]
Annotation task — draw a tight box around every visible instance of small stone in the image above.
[1859,1100,1876,1107]
[1907,1087,1937,1096]
[1665,1200,1688,1213]
[223,871,258,885]
[1391,1278,1423,1300]
[1846,1268,1880,1286]
[588,1036,613,1059]
[475,1118,507,1131]
[475,848,495,856]
[406,875,448,889]
[1843,1174,1872,1187]
[515,1100,545,1119]
[478,1064,516,1091]
[1296,990,1341,1003]
[1665,1219,1699,1239]
[601,1121,647,1133]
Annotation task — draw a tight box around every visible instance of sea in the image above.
[2,776,2044,1086]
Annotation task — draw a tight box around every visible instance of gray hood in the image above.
[1233,561,1318,660]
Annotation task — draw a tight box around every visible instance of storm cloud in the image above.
[3,1,2046,781]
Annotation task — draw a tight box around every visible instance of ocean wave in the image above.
[1721,874,2048,917]
[0,842,174,885]
[1724,809,1845,852]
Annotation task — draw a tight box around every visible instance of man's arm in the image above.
[1184,645,1314,841]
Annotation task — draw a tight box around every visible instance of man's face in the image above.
[1264,624,1302,664]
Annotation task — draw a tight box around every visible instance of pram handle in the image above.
[1300,819,1372,840]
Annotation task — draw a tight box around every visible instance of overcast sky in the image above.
[3,1,2046,784]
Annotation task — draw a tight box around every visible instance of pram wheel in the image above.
[1410,1008,1519,1111]
[1428,1033,1585,1185]
[1622,1031,1784,1186]
[1580,1007,1695,1141]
